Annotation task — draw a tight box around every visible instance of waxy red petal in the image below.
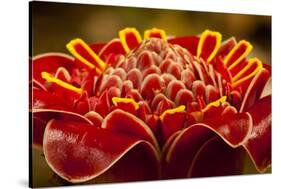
[73,92,91,115]
[98,39,126,61]
[203,112,252,146]
[54,67,71,82]
[144,28,167,41]
[187,136,244,177]
[239,68,270,112]
[261,78,271,98]
[231,58,263,91]
[33,88,71,111]
[119,28,142,53]
[93,90,111,117]
[243,96,271,172]
[163,112,252,178]
[137,101,152,121]
[145,114,159,137]
[224,40,253,68]
[166,80,186,101]
[42,80,83,108]
[263,63,271,75]
[161,111,186,142]
[32,109,93,147]
[31,79,47,92]
[137,50,154,70]
[217,37,237,57]
[86,140,160,183]
[140,73,165,100]
[156,99,174,116]
[175,88,194,106]
[32,53,75,83]
[101,109,159,150]
[212,56,232,82]
[111,97,139,115]
[197,30,222,62]
[43,119,160,183]
[163,126,214,178]
[84,111,103,127]
[67,38,106,72]
[229,59,248,77]
[127,68,143,88]
[168,36,199,55]
[151,93,173,113]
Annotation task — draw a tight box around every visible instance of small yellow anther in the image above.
[202,96,227,112]
[144,28,167,41]
[112,97,139,110]
[41,72,83,94]
[159,105,186,121]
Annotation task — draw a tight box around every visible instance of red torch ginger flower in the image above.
[31,27,271,183]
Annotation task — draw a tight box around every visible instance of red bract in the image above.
[31,28,271,183]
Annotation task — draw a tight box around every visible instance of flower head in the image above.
[32,28,271,183]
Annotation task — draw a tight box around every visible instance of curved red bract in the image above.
[43,119,160,183]
[31,27,271,184]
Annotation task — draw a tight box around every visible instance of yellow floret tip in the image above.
[202,96,227,112]
[119,27,142,53]
[112,97,140,110]
[41,72,83,94]
[66,38,106,73]
[197,30,222,62]
[159,105,186,121]
[144,28,167,41]
[232,57,263,88]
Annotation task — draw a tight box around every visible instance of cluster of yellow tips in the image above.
[119,27,167,53]
[40,27,264,117]
[158,96,227,121]
[39,27,168,94]
[196,30,263,88]
[231,57,263,87]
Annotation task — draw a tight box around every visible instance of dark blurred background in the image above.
[31,1,271,64]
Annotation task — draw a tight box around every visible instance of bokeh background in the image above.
[31,1,271,64]
[30,1,271,187]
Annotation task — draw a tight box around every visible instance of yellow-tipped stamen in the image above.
[232,58,263,88]
[112,97,139,110]
[144,28,167,41]
[66,38,106,73]
[224,40,253,70]
[159,105,186,121]
[41,72,83,94]
[197,30,222,62]
[202,96,227,112]
[119,28,142,53]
